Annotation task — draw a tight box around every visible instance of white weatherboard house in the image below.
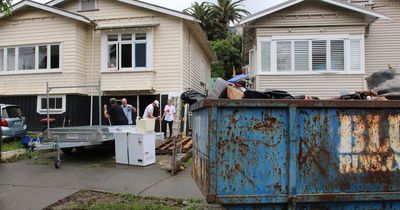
[241,0,397,99]
[0,0,215,130]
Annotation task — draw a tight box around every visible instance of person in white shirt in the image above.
[163,99,176,139]
[121,98,136,125]
[143,100,160,119]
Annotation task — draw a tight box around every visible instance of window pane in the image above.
[135,43,146,67]
[0,49,3,71]
[108,44,117,68]
[260,41,271,72]
[19,46,36,70]
[49,98,55,109]
[81,0,96,11]
[50,45,60,69]
[55,98,62,109]
[312,40,327,71]
[294,41,309,71]
[277,41,291,71]
[136,33,146,40]
[39,46,47,69]
[7,48,15,71]
[351,40,361,71]
[108,35,118,42]
[331,40,344,71]
[41,98,47,110]
[121,34,132,41]
[121,44,132,68]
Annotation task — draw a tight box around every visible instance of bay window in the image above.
[0,43,61,73]
[257,35,364,74]
[103,31,152,71]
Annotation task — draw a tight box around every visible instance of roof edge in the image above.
[240,0,390,25]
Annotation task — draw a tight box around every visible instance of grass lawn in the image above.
[1,138,24,152]
[45,190,216,210]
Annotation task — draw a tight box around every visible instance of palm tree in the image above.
[183,2,219,40]
[211,0,250,28]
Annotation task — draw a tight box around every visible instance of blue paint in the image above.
[191,100,400,209]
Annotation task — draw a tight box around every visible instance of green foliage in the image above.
[210,35,242,79]
[0,0,12,16]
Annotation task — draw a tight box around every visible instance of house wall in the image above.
[365,0,400,74]
[182,23,211,94]
[57,0,185,94]
[0,9,90,96]
[245,0,374,99]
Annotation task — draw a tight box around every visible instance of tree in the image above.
[210,35,242,79]
[0,0,12,16]
[211,0,250,32]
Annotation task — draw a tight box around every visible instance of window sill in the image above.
[0,69,62,76]
[255,71,366,76]
[101,69,154,73]
[37,110,65,115]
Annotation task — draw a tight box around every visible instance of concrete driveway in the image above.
[0,145,203,210]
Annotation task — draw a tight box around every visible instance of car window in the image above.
[1,108,7,118]
[5,106,22,118]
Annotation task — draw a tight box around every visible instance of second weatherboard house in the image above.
[0,0,215,130]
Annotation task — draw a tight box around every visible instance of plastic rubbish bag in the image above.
[180,90,206,105]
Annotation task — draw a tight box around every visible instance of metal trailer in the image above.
[35,81,114,169]
[191,99,400,209]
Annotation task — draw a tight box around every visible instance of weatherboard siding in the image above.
[256,74,365,99]
[364,0,400,75]
[0,10,86,96]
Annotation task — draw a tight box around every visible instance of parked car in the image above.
[1,104,27,139]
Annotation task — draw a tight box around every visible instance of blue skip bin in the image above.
[191,99,400,209]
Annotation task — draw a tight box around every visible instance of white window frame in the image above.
[79,0,98,11]
[101,29,153,72]
[256,34,364,75]
[0,43,62,75]
[37,95,66,114]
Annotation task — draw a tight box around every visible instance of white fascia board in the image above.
[2,1,92,24]
[118,0,197,22]
[240,0,304,25]
[322,0,391,20]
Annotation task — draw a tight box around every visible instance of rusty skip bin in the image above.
[191,99,400,210]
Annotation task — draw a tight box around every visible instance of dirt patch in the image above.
[45,190,224,210]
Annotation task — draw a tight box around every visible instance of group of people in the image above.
[104,98,176,139]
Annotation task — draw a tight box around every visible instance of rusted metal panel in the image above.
[191,99,400,209]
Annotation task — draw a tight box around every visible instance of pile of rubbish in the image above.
[180,69,400,105]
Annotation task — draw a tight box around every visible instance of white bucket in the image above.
[136,119,155,133]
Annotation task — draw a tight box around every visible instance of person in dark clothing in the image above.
[104,98,128,125]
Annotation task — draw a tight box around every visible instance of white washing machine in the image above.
[127,132,156,166]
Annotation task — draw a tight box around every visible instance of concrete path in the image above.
[0,146,203,210]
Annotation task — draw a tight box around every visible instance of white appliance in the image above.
[114,132,129,164]
[127,132,156,166]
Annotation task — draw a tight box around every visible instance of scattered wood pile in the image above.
[156,136,192,155]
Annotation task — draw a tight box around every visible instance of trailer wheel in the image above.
[61,147,73,154]
[55,159,61,169]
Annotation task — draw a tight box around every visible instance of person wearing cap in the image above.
[104,98,129,125]
[143,100,160,120]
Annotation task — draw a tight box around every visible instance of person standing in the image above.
[121,98,136,125]
[143,100,160,119]
[104,98,128,125]
[163,99,176,139]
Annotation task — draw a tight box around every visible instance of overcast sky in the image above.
[12,0,286,14]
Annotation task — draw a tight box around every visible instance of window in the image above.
[103,32,151,71]
[0,49,3,71]
[19,46,35,70]
[80,0,97,11]
[37,95,66,114]
[312,40,327,71]
[0,44,61,73]
[277,41,291,72]
[258,35,363,74]
[260,41,271,72]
